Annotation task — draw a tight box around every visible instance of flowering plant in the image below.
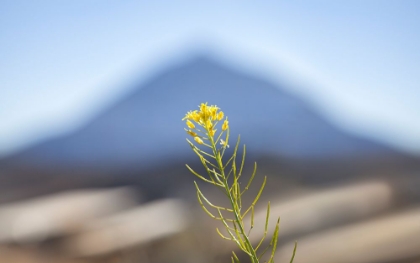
[183,103,296,263]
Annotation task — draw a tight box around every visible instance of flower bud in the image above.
[194,137,204,144]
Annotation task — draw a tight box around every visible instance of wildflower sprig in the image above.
[183,103,296,263]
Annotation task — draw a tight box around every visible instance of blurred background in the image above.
[1,1,420,262]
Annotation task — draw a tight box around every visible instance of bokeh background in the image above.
[1,1,420,263]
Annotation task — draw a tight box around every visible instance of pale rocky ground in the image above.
[0,176,419,263]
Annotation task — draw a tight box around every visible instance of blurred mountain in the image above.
[0,55,419,201]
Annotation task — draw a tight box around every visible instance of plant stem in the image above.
[208,134,259,263]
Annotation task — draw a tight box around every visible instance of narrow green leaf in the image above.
[221,128,230,159]
[265,201,270,233]
[238,144,246,179]
[217,210,249,254]
[187,139,216,159]
[255,202,270,251]
[232,220,246,249]
[211,168,225,185]
[247,205,254,237]
[232,251,240,263]
[251,205,255,229]
[232,136,241,178]
[216,228,233,240]
[268,217,280,263]
[242,176,266,218]
[195,151,217,184]
[215,125,225,144]
[289,242,297,263]
[258,245,270,260]
[226,166,234,180]
[241,162,257,195]
[194,182,234,222]
[194,182,216,218]
[186,164,220,185]
[224,154,236,170]
[195,182,233,212]
[252,176,266,206]
[237,178,242,210]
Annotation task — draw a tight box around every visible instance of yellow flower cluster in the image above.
[183,103,229,144]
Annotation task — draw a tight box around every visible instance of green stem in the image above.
[208,133,259,263]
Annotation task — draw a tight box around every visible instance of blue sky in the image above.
[1,0,419,156]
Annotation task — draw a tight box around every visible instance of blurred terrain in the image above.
[0,55,419,263]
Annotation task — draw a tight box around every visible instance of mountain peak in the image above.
[4,55,398,168]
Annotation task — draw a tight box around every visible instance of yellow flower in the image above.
[209,128,216,137]
[209,105,218,119]
[186,130,197,137]
[194,137,204,144]
[192,111,200,122]
[200,103,208,113]
[222,119,229,131]
[182,111,193,120]
[205,119,212,130]
[199,103,208,120]
[186,120,195,129]
[217,111,224,121]
[183,110,201,122]
[184,104,226,133]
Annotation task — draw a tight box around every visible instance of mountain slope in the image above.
[3,56,403,168]
[1,55,419,202]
